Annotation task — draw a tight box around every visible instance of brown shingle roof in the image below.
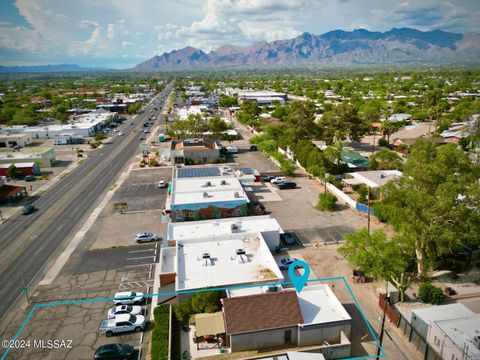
[221,292,303,335]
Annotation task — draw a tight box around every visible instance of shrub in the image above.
[89,141,99,149]
[419,283,444,305]
[150,158,159,167]
[94,133,106,141]
[151,305,170,360]
[378,137,389,147]
[316,193,337,211]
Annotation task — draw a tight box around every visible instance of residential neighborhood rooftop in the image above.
[221,291,303,334]
[293,284,352,325]
[345,170,402,188]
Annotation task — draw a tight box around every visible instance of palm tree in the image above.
[380,120,395,144]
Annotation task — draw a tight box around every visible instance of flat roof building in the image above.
[428,314,480,360]
[159,233,284,292]
[0,147,55,167]
[166,215,283,251]
[344,170,402,188]
[169,175,249,222]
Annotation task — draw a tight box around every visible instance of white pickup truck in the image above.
[99,314,146,337]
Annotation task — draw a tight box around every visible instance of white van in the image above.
[226,146,238,154]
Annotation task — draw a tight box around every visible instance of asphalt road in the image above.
[0,81,175,322]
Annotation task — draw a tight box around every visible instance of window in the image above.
[434,336,440,346]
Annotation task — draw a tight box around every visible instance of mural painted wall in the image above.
[171,200,248,222]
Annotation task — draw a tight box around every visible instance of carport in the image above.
[194,311,226,350]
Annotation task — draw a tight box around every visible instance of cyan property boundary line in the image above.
[1,276,385,359]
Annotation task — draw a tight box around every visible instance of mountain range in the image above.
[0,64,110,73]
[136,27,480,69]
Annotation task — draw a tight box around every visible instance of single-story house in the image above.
[388,113,412,123]
[0,184,27,204]
[221,286,352,357]
[0,162,40,177]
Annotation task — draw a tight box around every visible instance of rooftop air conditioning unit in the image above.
[203,192,208,198]
[202,252,211,259]
[473,335,480,350]
[231,224,239,233]
[234,191,240,198]
[236,248,246,255]
[206,181,212,187]
[221,180,227,185]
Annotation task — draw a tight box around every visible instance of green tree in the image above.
[316,193,337,211]
[6,164,18,179]
[380,120,397,144]
[379,140,480,275]
[218,94,238,107]
[338,228,410,280]
[208,116,228,139]
[239,100,260,117]
[369,149,404,170]
[174,291,223,324]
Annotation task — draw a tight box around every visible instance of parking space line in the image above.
[128,249,155,253]
[127,255,155,261]
[124,263,153,268]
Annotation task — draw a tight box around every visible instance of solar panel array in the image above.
[234,167,254,175]
[177,167,221,178]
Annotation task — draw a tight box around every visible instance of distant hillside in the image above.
[0,64,111,73]
[136,27,480,69]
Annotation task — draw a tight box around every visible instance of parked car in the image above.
[135,232,159,243]
[99,314,146,337]
[262,176,275,182]
[129,122,134,125]
[113,291,144,305]
[94,344,135,360]
[139,136,146,141]
[226,146,238,154]
[280,232,300,246]
[24,175,35,182]
[107,305,142,319]
[271,177,287,185]
[118,132,124,136]
[157,180,167,188]
[277,182,297,190]
[276,257,302,270]
[21,204,36,215]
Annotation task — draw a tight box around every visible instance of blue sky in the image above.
[0,0,479,69]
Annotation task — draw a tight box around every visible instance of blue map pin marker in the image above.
[288,259,311,293]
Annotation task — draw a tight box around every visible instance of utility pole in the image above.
[377,282,389,357]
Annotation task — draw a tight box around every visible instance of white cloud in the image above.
[106,23,115,39]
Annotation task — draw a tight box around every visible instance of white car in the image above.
[118,132,124,136]
[226,146,238,154]
[107,305,142,319]
[157,180,167,188]
[99,314,146,337]
[113,291,145,305]
[135,232,159,243]
[271,177,287,185]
